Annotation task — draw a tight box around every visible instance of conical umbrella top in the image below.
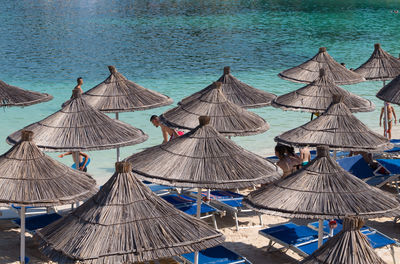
[376,74,400,105]
[275,95,392,151]
[272,69,375,113]
[126,116,281,189]
[301,217,386,264]
[0,130,97,207]
[354,43,400,81]
[0,80,53,107]
[244,146,400,219]
[179,66,276,108]
[7,88,148,151]
[278,47,365,85]
[82,65,173,112]
[160,82,270,137]
[35,161,224,263]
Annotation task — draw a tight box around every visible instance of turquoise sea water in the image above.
[1,0,400,184]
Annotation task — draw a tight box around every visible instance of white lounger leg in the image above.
[391,245,396,264]
[234,212,239,231]
[258,213,263,226]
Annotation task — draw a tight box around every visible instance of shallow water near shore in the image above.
[1,0,400,183]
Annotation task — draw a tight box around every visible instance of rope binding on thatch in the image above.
[198,116,211,126]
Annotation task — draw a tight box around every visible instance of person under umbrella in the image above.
[0,130,97,263]
[355,43,400,138]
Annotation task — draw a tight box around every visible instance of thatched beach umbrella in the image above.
[377,74,400,105]
[160,82,270,137]
[355,43,400,138]
[301,217,386,264]
[244,146,400,247]
[35,161,224,263]
[0,80,52,107]
[278,47,365,85]
[275,96,392,151]
[83,66,173,113]
[272,69,374,113]
[0,130,97,263]
[7,88,148,168]
[354,43,400,81]
[179,66,276,108]
[82,66,171,160]
[126,116,281,189]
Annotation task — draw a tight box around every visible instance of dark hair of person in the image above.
[275,144,286,158]
[150,115,158,121]
[77,77,83,83]
[284,145,296,157]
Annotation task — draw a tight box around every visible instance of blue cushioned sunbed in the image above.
[180,245,252,264]
[307,220,398,251]
[337,155,375,180]
[161,193,219,228]
[13,213,62,232]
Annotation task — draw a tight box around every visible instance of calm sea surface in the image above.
[1,0,400,184]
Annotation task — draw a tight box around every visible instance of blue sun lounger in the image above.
[178,245,252,264]
[194,190,263,231]
[161,193,219,229]
[308,220,399,263]
[13,213,62,233]
[142,181,176,195]
[259,222,328,257]
[337,155,399,189]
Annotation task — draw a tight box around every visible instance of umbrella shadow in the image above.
[366,218,400,241]
[223,241,298,264]
[0,220,49,263]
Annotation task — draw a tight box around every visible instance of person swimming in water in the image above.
[380,102,397,139]
[150,115,183,143]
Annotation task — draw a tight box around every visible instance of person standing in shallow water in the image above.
[75,77,83,93]
[150,115,183,143]
[379,102,397,139]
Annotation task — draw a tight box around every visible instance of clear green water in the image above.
[1,0,400,184]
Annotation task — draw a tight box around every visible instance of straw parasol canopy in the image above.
[278,47,365,85]
[354,43,400,81]
[272,69,374,113]
[244,146,400,219]
[0,130,97,207]
[275,95,392,151]
[179,66,276,108]
[7,88,148,152]
[82,66,173,112]
[35,161,224,263]
[125,116,281,189]
[376,74,400,105]
[0,80,53,107]
[301,217,386,264]
[160,82,270,137]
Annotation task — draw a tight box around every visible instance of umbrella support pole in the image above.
[116,113,121,162]
[333,150,337,160]
[73,151,81,208]
[317,219,323,248]
[20,206,26,264]
[195,188,202,264]
[382,80,389,139]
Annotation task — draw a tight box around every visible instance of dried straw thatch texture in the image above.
[278,47,365,85]
[354,43,400,81]
[275,97,392,151]
[160,82,269,137]
[244,146,400,219]
[126,117,281,189]
[376,74,400,104]
[301,217,386,264]
[35,162,224,263]
[0,131,97,207]
[7,89,148,152]
[179,67,276,108]
[272,69,374,113]
[83,66,173,112]
[0,80,53,107]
